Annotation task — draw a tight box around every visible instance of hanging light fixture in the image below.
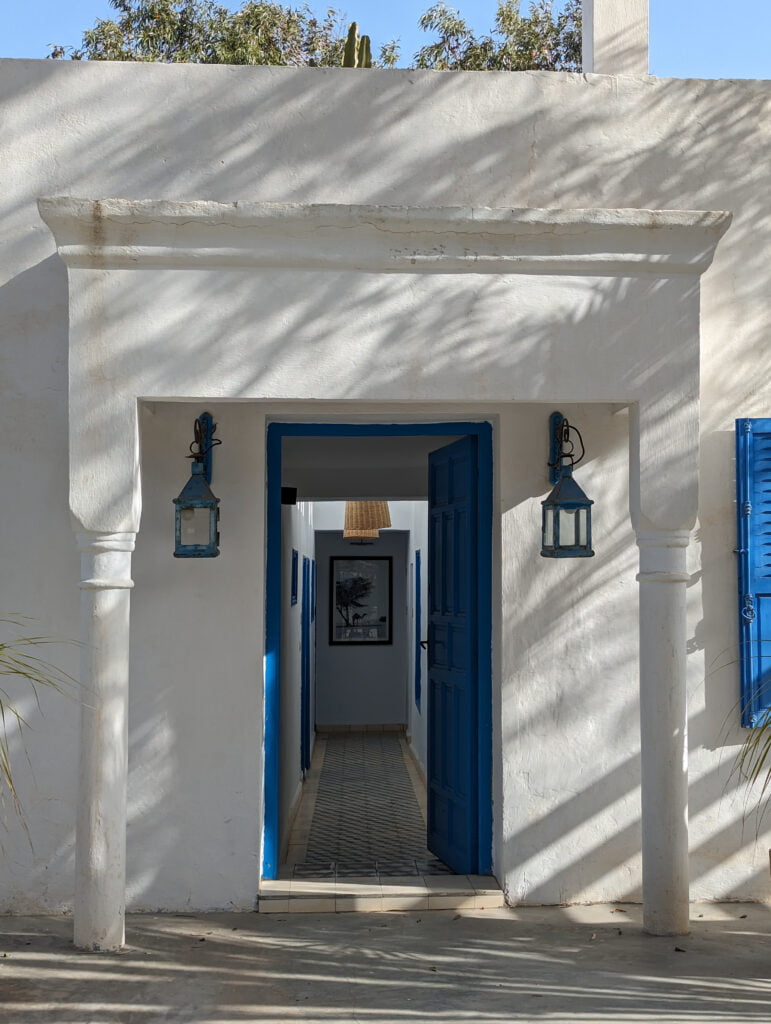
[173,412,222,558]
[541,411,594,559]
[343,500,391,543]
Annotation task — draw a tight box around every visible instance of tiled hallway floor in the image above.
[291,730,450,878]
[259,730,504,913]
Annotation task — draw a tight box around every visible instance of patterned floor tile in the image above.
[286,731,453,880]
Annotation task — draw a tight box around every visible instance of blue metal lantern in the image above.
[173,413,221,558]
[541,412,594,558]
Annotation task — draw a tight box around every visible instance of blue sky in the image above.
[1,1,770,78]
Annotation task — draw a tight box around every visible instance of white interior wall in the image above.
[315,530,409,727]
[313,502,424,532]
[313,500,428,768]
[1,59,769,910]
[278,501,315,857]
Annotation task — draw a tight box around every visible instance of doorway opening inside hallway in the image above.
[262,422,494,887]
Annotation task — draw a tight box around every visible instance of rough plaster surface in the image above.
[583,0,649,75]
[1,60,769,912]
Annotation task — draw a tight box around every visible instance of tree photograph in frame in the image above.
[330,556,392,645]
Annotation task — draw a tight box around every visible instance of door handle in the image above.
[419,639,429,650]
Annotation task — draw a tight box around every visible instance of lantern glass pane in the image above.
[577,509,588,547]
[543,508,554,549]
[180,506,211,546]
[558,508,578,548]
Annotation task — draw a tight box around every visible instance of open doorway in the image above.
[263,423,493,884]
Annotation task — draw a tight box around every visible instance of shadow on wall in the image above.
[3,59,771,906]
[498,403,771,904]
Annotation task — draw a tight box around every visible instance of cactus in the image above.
[342,22,372,68]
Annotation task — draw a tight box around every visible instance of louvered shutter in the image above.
[736,418,771,727]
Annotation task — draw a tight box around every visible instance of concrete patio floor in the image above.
[2,903,771,1023]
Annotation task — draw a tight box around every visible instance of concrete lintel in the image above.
[39,198,731,276]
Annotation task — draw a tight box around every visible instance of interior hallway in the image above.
[260,729,504,912]
[285,730,450,879]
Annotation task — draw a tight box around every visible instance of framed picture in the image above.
[330,556,392,645]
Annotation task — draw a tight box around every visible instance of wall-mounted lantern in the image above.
[541,411,594,559]
[173,412,221,558]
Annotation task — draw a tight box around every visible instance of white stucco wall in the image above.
[1,59,770,912]
[128,402,265,911]
[278,501,315,858]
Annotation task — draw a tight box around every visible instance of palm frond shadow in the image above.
[0,615,78,846]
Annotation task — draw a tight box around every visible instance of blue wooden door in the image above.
[300,556,312,773]
[427,436,478,874]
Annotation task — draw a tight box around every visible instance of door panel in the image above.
[427,435,478,874]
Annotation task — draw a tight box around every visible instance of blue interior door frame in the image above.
[300,556,312,774]
[414,549,422,710]
[263,421,493,880]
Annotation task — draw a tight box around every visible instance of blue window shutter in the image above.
[736,418,771,727]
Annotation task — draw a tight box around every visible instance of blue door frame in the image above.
[414,549,422,711]
[263,421,493,880]
[300,555,312,774]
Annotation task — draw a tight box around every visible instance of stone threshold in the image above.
[258,874,505,914]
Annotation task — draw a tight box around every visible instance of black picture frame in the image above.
[330,556,393,645]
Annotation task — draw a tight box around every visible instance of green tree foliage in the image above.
[50,0,396,67]
[50,0,581,71]
[415,0,581,71]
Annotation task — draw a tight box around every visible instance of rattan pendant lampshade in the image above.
[343,500,391,539]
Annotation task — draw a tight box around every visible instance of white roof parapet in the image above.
[38,198,731,276]
[583,0,650,76]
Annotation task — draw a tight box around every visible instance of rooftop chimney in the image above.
[582,0,649,75]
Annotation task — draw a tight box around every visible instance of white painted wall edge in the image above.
[38,199,732,274]
[583,0,649,76]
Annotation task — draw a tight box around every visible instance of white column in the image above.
[636,529,690,936]
[583,0,649,75]
[73,531,135,952]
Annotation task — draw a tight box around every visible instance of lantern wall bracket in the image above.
[548,411,565,485]
[191,411,219,484]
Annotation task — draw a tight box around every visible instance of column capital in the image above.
[636,529,690,584]
[635,528,691,550]
[76,531,136,554]
[76,532,136,591]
